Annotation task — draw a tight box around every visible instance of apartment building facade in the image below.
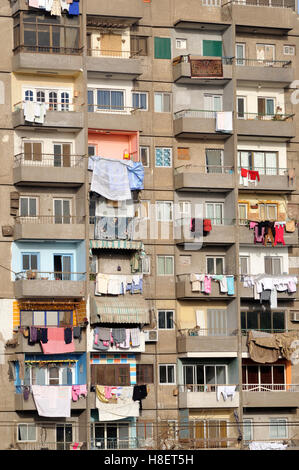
[0,0,299,450]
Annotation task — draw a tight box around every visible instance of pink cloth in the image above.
[72,385,87,401]
[41,327,75,354]
[249,221,258,229]
[254,226,265,244]
[105,386,113,399]
[274,224,285,246]
[204,275,212,294]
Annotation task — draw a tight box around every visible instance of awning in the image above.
[90,239,144,251]
[90,296,150,325]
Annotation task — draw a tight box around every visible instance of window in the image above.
[140,146,150,167]
[141,255,151,275]
[14,12,80,54]
[91,422,130,450]
[156,201,173,221]
[22,253,39,272]
[205,149,223,173]
[136,364,154,384]
[17,424,37,442]
[53,199,71,224]
[238,203,248,225]
[130,35,148,56]
[257,97,275,117]
[176,38,187,49]
[154,93,171,113]
[189,419,227,449]
[53,143,71,168]
[269,419,287,439]
[88,145,96,157]
[259,203,277,220]
[23,141,42,163]
[178,201,191,219]
[159,364,176,384]
[236,43,245,66]
[256,43,275,63]
[183,364,227,388]
[237,96,246,119]
[157,255,174,276]
[95,89,124,112]
[155,147,172,167]
[23,310,73,327]
[23,87,73,111]
[206,257,224,275]
[56,424,73,451]
[238,150,278,175]
[264,257,282,275]
[202,40,222,57]
[24,362,75,386]
[283,45,295,56]
[241,310,285,333]
[205,202,224,225]
[154,37,171,59]
[132,92,148,110]
[239,256,250,275]
[207,309,227,336]
[242,364,286,390]
[136,422,153,446]
[243,419,253,443]
[204,94,222,117]
[20,197,38,218]
[91,364,131,386]
[158,310,174,329]
[138,199,150,220]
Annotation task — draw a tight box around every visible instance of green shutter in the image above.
[202,40,222,57]
[154,37,171,59]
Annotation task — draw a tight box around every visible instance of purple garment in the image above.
[254,226,265,244]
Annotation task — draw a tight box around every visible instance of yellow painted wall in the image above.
[238,193,288,221]
[176,300,228,330]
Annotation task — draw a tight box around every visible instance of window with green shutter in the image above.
[202,40,222,57]
[154,37,171,59]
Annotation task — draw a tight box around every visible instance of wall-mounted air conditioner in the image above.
[144,329,158,342]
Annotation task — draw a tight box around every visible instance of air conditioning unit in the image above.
[290,311,299,322]
[144,329,158,342]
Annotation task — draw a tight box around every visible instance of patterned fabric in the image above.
[155,148,171,167]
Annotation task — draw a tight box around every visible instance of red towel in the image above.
[240,168,248,177]
[41,327,75,354]
[248,170,260,182]
[203,219,212,232]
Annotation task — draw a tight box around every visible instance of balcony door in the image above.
[204,94,222,118]
[54,198,71,224]
[53,143,71,168]
[53,254,72,280]
[205,149,223,173]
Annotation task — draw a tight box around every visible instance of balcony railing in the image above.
[179,384,238,393]
[242,384,299,391]
[174,109,225,119]
[238,166,293,176]
[15,216,85,225]
[179,328,238,337]
[91,438,139,450]
[14,101,82,113]
[175,164,234,175]
[87,49,142,59]
[13,441,86,451]
[237,112,293,121]
[13,45,83,55]
[222,0,295,8]
[87,104,139,114]
[14,153,85,168]
[92,216,137,240]
[236,58,291,67]
[15,271,86,281]
[173,54,233,65]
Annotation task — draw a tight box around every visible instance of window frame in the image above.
[241,310,286,333]
[156,255,174,276]
[269,418,288,439]
[159,364,176,385]
[139,146,150,167]
[154,92,171,113]
[205,201,224,225]
[156,200,173,222]
[19,196,38,218]
[17,423,37,442]
[132,91,148,111]
[158,310,175,330]
[206,256,225,275]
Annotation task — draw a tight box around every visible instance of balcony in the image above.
[172,56,233,85]
[177,330,238,355]
[86,0,143,19]
[87,106,141,132]
[9,328,86,354]
[12,45,84,76]
[176,273,236,299]
[175,218,236,246]
[14,272,86,299]
[178,384,239,408]
[236,113,295,140]
[90,295,150,325]
[174,165,235,192]
[235,59,293,86]
[239,281,297,300]
[13,216,86,241]
[239,223,298,246]
[86,50,143,80]
[15,386,87,411]
[90,330,145,353]
[242,384,299,407]
[90,216,141,243]
[238,167,296,192]
[12,102,84,132]
[173,110,233,139]
[223,0,296,34]
[13,153,85,187]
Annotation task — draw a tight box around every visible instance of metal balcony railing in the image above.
[175,164,234,175]
[173,54,233,65]
[178,327,238,337]
[222,0,295,8]
[15,215,85,225]
[87,104,139,114]
[15,271,86,281]
[237,112,293,121]
[13,45,83,55]
[174,109,230,119]
[14,101,82,113]
[14,153,85,168]
[238,166,294,176]
[87,49,142,59]
[178,384,239,393]
[242,384,299,392]
[236,58,291,67]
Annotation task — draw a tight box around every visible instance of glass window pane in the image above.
[273,311,285,331]
[216,366,226,384]
[33,311,45,326]
[21,198,28,217]
[157,256,165,275]
[206,366,216,385]
[30,254,38,270]
[47,311,58,326]
[207,258,214,274]
[165,257,173,275]
[215,258,224,275]
[159,366,167,383]
[167,366,174,383]
[166,311,174,329]
[22,254,30,270]
[158,311,165,329]
[154,93,162,112]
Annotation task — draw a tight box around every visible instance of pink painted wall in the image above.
[88,130,139,161]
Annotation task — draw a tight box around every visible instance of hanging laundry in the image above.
[64,327,73,344]
[41,327,75,354]
[130,328,140,347]
[132,384,148,410]
[32,385,72,417]
[226,276,235,295]
[127,161,145,191]
[204,275,212,294]
[91,157,132,201]
[68,0,79,15]
[51,0,61,15]
[215,111,233,133]
[203,219,212,233]
[274,223,285,246]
